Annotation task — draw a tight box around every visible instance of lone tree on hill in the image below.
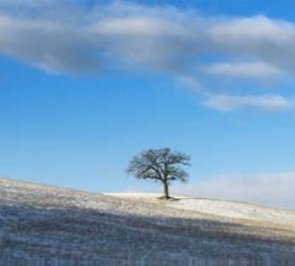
[127,147,191,199]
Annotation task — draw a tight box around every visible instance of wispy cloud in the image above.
[203,94,295,112]
[203,61,286,80]
[1,1,295,111]
[174,171,295,209]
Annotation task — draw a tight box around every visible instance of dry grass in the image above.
[1,178,294,265]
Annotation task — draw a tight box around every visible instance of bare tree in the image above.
[127,147,190,199]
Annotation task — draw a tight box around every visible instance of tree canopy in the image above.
[127,147,190,199]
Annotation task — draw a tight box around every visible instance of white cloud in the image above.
[208,16,295,74]
[1,2,295,111]
[209,15,295,45]
[174,171,295,209]
[204,61,285,80]
[203,94,295,112]
[0,15,100,74]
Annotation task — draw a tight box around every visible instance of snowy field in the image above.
[1,178,295,265]
[105,193,295,227]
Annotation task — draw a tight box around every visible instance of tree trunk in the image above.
[163,181,170,199]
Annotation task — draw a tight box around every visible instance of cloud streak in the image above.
[1,1,295,111]
[203,61,286,80]
[203,94,295,112]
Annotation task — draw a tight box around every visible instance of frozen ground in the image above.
[105,193,295,228]
[1,178,295,265]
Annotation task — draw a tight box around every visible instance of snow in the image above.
[1,179,295,265]
[104,193,295,227]
[170,198,295,226]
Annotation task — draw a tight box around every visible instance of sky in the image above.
[0,0,294,209]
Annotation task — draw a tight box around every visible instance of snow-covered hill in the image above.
[105,193,295,227]
[1,178,294,265]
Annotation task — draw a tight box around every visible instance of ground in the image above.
[1,178,294,265]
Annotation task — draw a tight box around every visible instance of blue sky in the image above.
[0,0,294,208]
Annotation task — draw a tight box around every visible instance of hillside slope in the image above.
[0,178,294,265]
[105,193,295,227]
